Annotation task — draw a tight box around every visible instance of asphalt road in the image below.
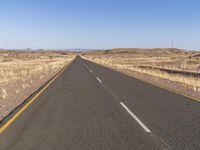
[0,56,200,150]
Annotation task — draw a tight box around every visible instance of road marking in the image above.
[120,102,151,133]
[82,58,200,102]
[0,59,75,134]
[96,77,102,83]
[83,58,151,133]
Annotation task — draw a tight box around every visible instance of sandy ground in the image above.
[83,49,200,99]
[115,67,200,99]
[84,59,200,99]
[0,52,75,121]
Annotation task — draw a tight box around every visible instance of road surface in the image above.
[0,56,200,150]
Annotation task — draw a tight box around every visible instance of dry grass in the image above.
[0,51,75,120]
[83,48,200,93]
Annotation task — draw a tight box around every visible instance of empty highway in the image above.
[0,56,200,150]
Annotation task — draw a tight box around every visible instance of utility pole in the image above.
[172,40,174,48]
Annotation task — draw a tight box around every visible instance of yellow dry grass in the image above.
[83,48,200,92]
[0,51,75,100]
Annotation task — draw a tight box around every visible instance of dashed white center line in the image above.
[120,102,151,133]
[83,61,152,134]
[96,77,103,83]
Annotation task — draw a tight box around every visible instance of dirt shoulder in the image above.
[0,51,75,121]
[82,48,200,100]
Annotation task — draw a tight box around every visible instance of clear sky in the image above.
[0,0,200,50]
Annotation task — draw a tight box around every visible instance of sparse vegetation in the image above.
[0,50,75,120]
[83,48,200,98]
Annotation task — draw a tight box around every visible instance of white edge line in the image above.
[90,70,93,73]
[96,77,103,83]
[120,102,151,133]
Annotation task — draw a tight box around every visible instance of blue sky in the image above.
[0,0,200,50]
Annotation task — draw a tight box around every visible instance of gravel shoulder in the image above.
[84,57,200,101]
[0,52,75,121]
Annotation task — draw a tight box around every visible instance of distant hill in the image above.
[84,48,187,55]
